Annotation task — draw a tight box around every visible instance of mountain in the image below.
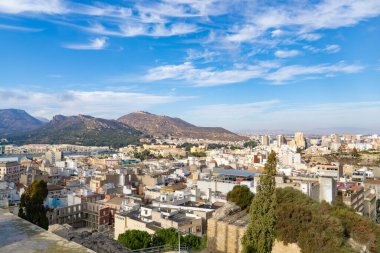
[9,114,142,147]
[0,109,45,135]
[117,111,246,141]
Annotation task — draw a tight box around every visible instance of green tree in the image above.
[227,185,254,210]
[242,151,277,253]
[117,230,152,250]
[244,140,257,149]
[152,228,179,247]
[183,234,202,250]
[351,147,359,158]
[18,179,49,229]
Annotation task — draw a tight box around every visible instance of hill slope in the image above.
[118,111,246,141]
[0,109,45,135]
[9,114,142,147]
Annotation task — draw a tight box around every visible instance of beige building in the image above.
[363,188,377,222]
[114,207,203,240]
[261,135,270,146]
[45,149,63,165]
[338,185,364,214]
[0,161,22,183]
[294,132,306,149]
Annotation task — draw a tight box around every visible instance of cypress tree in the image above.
[18,179,49,229]
[242,150,277,253]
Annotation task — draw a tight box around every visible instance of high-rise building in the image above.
[261,135,270,146]
[319,176,337,204]
[294,132,306,149]
[45,149,63,165]
[276,135,287,147]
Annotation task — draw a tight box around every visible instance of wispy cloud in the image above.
[143,61,364,86]
[143,62,269,87]
[63,37,108,50]
[304,44,341,54]
[0,0,66,14]
[186,49,219,62]
[0,89,195,119]
[266,62,363,84]
[185,100,380,131]
[274,50,300,58]
[0,23,42,32]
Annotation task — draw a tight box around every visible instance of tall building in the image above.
[261,135,270,146]
[276,135,287,147]
[45,149,63,165]
[294,132,306,149]
[319,176,337,203]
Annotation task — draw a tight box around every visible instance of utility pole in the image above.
[178,228,181,253]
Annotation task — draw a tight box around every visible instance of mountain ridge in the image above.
[0,109,45,135]
[1,109,246,145]
[117,111,246,142]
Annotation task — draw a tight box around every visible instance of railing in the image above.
[130,244,190,253]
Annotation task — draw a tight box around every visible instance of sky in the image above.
[1,0,380,133]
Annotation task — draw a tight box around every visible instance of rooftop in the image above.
[0,208,94,253]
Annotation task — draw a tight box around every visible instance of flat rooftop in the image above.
[0,208,94,253]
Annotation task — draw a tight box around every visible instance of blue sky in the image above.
[1,0,380,132]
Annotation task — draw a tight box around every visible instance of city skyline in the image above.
[1,0,380,132]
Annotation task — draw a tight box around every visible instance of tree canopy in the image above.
[227,185,254,210]
[18,179,49,229]
[242,150,277,253]
[117,228,207,251]
[117,230,152,250]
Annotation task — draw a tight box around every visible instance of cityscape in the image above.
[1,1,380,253]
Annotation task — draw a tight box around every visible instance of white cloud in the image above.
[0,0,66,14]
[274,50,300,58]
[143,61,363,86]
[186,49,219,62]
[0,24,42,32]
[0,89,194,119]
[63,37,108,50]
[221,1,380,45]
[83,22,199,38]
[268,62,363,83]
[298,33,322,41]
[303,44,341,54]
[144,62,269,86]
[266,62,363,83]
[324,44,341,54]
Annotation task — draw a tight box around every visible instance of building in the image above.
[207,203,248,253]
[319,176,337,203]
[47,202,110,231]
[338,185,364,214]
[310,162,342,179]
[261,135,270,146]
[363,188,377,222]
[294,132,306,149]
[114,207,203,240]
[0,161,22,183]
[45,149,63,165]
[19,171,49,186]
[276,135,287,147]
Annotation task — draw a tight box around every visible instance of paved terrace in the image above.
[0,208,94,253]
